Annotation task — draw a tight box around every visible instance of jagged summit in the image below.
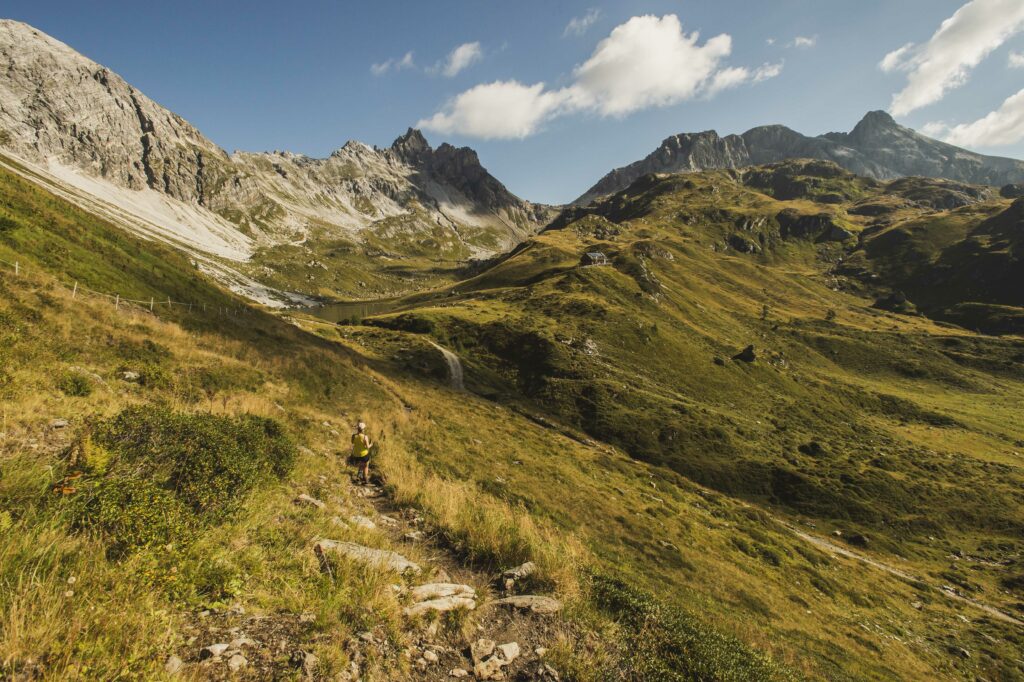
[575,110,1024,204]
[0,20,550,290]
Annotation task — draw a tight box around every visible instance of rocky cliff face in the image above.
[576,110,1024,204]
[0,19,548,263]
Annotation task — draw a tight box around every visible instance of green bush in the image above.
[58,372,93,397]
[69,406,295,551]
[71,476,192,556]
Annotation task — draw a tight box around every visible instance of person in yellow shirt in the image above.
[351,420,373,484]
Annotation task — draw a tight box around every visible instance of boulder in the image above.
[731,345,756,363]
[199,643,229,660]
[473,641,521,680]
[492,595,563,614]
[403,595,476,618]
[119,370,141,382]
[227,654,247,672]
[314,540,421,575]
[410,583,475,602]
[294,493,325,509]
[470,639,495,665]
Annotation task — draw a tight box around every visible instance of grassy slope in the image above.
[340,164,1024,680]
[0,158,799,680]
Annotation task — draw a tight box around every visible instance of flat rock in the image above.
[348,515,377,530]
[410,583,475,602]
[314,539,421,575]
[403,595,476,618]
[294,493,325,509]
[450,670,469,678]
[199,643,229,660]
[492,595,562,614]
[227,654,247,671]
[470,639,495,665]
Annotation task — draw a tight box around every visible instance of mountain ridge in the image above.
[575,110,1024,205]
[0,19,550,295]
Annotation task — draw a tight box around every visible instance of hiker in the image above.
[351,420,373,484]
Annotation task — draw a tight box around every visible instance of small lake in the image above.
[306,297,407,323]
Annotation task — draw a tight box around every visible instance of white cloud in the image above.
[927,88,1024,146]
[415,81,576,139]
[790,35,816,48]
[370,51,414,76]
[881,0,1024,116]
[766,37,776,46]
[432,41,483,78]
[418,14,780,139]
[1010,50,1024,68]
[564,8,601,37]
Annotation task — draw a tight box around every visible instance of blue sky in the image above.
[5,1,1024,204]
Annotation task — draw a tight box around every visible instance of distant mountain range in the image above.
[575,111,1024,205]
[0,19,549,275]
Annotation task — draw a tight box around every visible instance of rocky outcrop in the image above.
[576,110,1024,204]
[0,19,549,265]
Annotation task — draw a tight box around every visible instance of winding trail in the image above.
[427,341,465,391]
[783,523,1024,628]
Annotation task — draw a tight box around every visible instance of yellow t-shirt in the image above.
[351,432,370,457]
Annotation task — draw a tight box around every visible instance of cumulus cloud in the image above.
[431,41,483,78]
[926,88,1024,146]
[564,8,601,37]
[417,14,780,139]
[881,0,1024,116]
[370,51,415,76]
[415,81,576,139]
[1010,50,1024,68]
[790,36,816,48]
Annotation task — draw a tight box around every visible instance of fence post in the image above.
[115,294,119,310]
[72,282,78,299]
[150,297,154,312]
[14,261,18,276]
[167,296,171,309]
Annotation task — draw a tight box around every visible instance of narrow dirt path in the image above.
[782,522,1024,628]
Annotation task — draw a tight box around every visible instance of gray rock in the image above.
[227,654,247,671]
[314,539,421,575]
[404,595,476,618]
[409,583,475,603]
[470,639,495,665]
[164,655,183,674]
[119,371,141,382]
[423,650,439,663]
[199,643,229,660]
[492,595,563,614]
[294,493,325,509]
[450,670,469,678]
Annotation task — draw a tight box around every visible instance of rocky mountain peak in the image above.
[846,110,903,145]
[390,128,431,163]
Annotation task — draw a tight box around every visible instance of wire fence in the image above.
[0,254,254,319]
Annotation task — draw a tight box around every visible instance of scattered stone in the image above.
[294,493,325,509]
[49,419,69,429]
[496,642,520,662]
[404,595,476,618]
[948,645,971,659]
[348,515,377,530]
[404,530,425,541]
[410,583,475,602]
[713,356,726,366]
[377,515,399,526]
[470,639,496,665]
[289,649,318,676]
[423,650,439,663]
[164,655,183,674]
[535,647,548,657]
[450,669,469,678]
[358,631,375,643]
[199,643,229,660]
[229,636,257,649]
[314,540,421,575]
[492,595,563,614]
[119,370,141,382]
[731,345,756,363]
[911,601,923,610]
[227,654,247,672]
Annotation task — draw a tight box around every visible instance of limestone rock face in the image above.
[576,110,1024,204]
[0,19,551,266]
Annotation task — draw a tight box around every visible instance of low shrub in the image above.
[69,406,295,551]
[57,372,92,397]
